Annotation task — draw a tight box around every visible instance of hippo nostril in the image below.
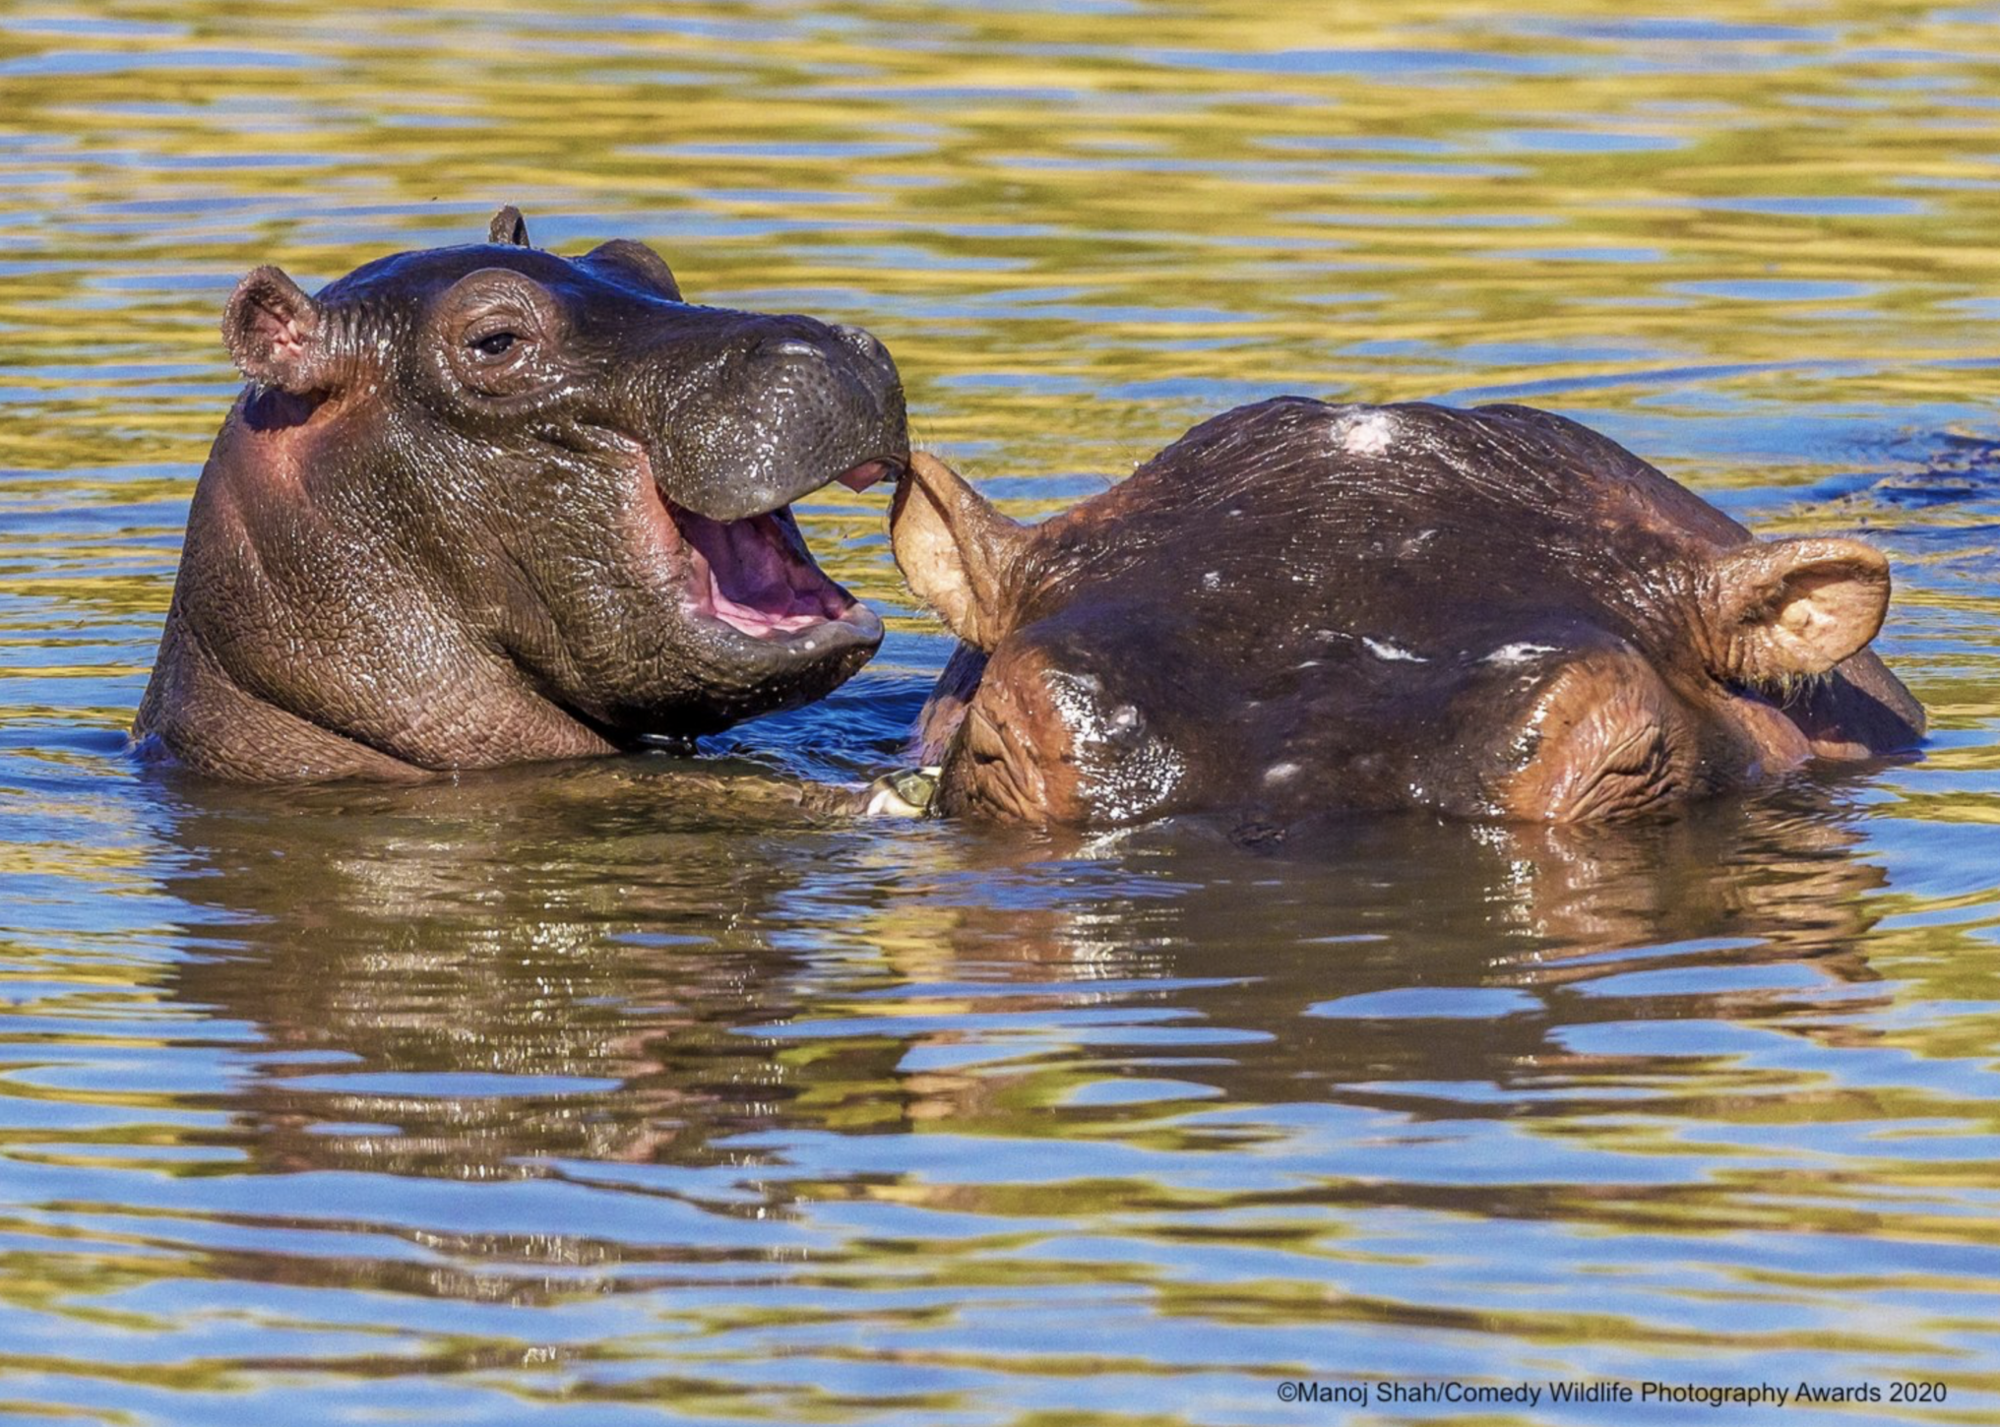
[833,323,886,358]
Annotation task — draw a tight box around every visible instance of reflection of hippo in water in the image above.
[148,748,1892,1186]
[136,208,907,782]
[892,398,1924,828]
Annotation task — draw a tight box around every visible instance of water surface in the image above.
[3,2,2000,1423]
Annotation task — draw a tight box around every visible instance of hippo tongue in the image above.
[677,509,849,638]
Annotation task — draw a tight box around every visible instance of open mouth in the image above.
[666,460,895,643]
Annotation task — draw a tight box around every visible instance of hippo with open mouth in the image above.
[890,397,1924,828]
[136,208,906,781]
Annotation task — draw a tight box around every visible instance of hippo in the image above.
[135,208,907,782]
[889,397,1924,828]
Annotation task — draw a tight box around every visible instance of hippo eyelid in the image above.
[440,268,560,337]
[457,294,549,338]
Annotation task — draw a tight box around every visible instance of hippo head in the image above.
[892,398,1923,827]
[137,208,907,781]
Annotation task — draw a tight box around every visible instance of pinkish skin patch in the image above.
[673,461,893,640]
[837,459,894,492]
[678,510,854,639]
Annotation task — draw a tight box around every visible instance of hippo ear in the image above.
[581,238,683,301]
[221,266,328,394]
[488,205,532,247]
[890,452,1031,650]
[1706,537,1891,684]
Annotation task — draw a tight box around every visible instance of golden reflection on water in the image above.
[2,0,2000,1422]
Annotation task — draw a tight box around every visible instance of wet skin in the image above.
[891,398,1925,828]
[135,207,908,782]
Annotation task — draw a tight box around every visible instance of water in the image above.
[3,2,1999,1422]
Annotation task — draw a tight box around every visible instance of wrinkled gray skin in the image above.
[136,208,908,782]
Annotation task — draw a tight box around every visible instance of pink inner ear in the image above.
[248,299,308,363]
[223,267,324,392]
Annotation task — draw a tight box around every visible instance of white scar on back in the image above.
[1337,409,1397,456]
[1363,636,1426,663]
[1486,642,1560,666]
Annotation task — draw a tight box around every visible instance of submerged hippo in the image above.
[890,398,1924,827]
[136,208,906,782]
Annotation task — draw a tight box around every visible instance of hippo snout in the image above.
[650,314,909,523]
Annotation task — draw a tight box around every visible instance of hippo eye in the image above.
[470,330,519,357]
[1104,703,1145,746]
